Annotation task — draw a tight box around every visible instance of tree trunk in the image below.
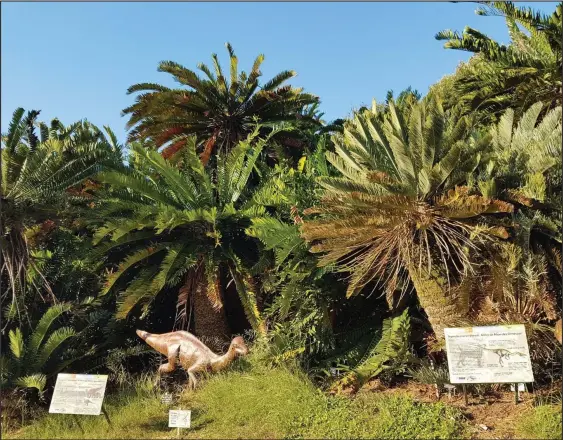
[408,266,468,344]
[191,265,231,352]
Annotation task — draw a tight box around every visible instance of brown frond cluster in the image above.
[302,191,479,301]
[122,44,320,164]
[206,267,224,311]
[175,264,203,329]
[470,245,561,362]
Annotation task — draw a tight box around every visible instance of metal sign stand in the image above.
[462,384,468,406]
[70,405,111,435]
[101,405,112,426]
[514,383,519,404]
[72,415,85,434]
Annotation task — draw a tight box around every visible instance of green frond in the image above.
[246,217,305,266]
[28,303,73,358]
[332,310,412,391]
[9,328,25,359]
[3,107,26,153]
[14,374,47,393]
[116,266,161,320]
[101,243,170,295]
[35,327,76,369]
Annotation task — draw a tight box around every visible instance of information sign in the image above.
[444,325,534,384]
[49,374,108,416]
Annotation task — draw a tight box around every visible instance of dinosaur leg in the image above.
[186,363,206,390]
[159,345,180,374]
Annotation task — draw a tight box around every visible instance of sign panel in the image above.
[169,410,191,428]
[444,325,534,384]
[49,374,108,415]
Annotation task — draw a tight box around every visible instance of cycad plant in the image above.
[470,103,562,362]
[301,98,513,340]
[123,43,320,165]
[91,127,288,344]
[436,2,562,121]
[476,102,561,281]
[1,108,122,324]
[0,303,76,394]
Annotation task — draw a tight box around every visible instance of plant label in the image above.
[510,383,526,392]
[169,410,191,428]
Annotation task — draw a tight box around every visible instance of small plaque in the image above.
[444,325,534,384]
[169,410,191,428]
[510,383,526,392]
[49,374,108,415]
[161,392,173,405]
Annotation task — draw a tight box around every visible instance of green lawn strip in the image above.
[514,404,562,440]
[5,366,469,439]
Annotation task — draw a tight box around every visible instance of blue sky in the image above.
[1,2,557,143]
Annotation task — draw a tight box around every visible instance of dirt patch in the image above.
[358,379,549,439]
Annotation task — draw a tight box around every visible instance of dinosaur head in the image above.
[230,336,249,356]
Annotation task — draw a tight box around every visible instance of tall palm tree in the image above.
[123,43,320,165]
[1,108,122,325]
[436,2,562,121]
[301,98,513,341]
[91,128,287,346]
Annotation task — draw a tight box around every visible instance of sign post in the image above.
[444,325,534,405]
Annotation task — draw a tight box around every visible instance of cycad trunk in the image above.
[190,268,231,352]
[408,266,468,344]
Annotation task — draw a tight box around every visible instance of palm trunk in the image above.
[408,266,468,344]
[180,263,231,351]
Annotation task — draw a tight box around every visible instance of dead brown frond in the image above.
[175,262,203,330]
[302,192,479,302]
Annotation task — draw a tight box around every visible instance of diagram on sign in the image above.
[453,344,528,368]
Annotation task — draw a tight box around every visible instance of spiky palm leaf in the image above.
[3,303,75,393]
[436,2,562,121]
[329,309,412,393]
[123,43,320,165]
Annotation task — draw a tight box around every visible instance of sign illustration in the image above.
[444,325,534,384]
[49,374,108,415]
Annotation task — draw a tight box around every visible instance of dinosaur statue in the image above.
[136,330,249,389]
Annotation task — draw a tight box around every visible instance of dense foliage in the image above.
[1,2,561,425]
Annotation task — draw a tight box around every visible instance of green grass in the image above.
[514,404,562,440]
[4,362,468,439]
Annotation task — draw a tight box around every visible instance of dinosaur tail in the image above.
[136,329,151,341]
